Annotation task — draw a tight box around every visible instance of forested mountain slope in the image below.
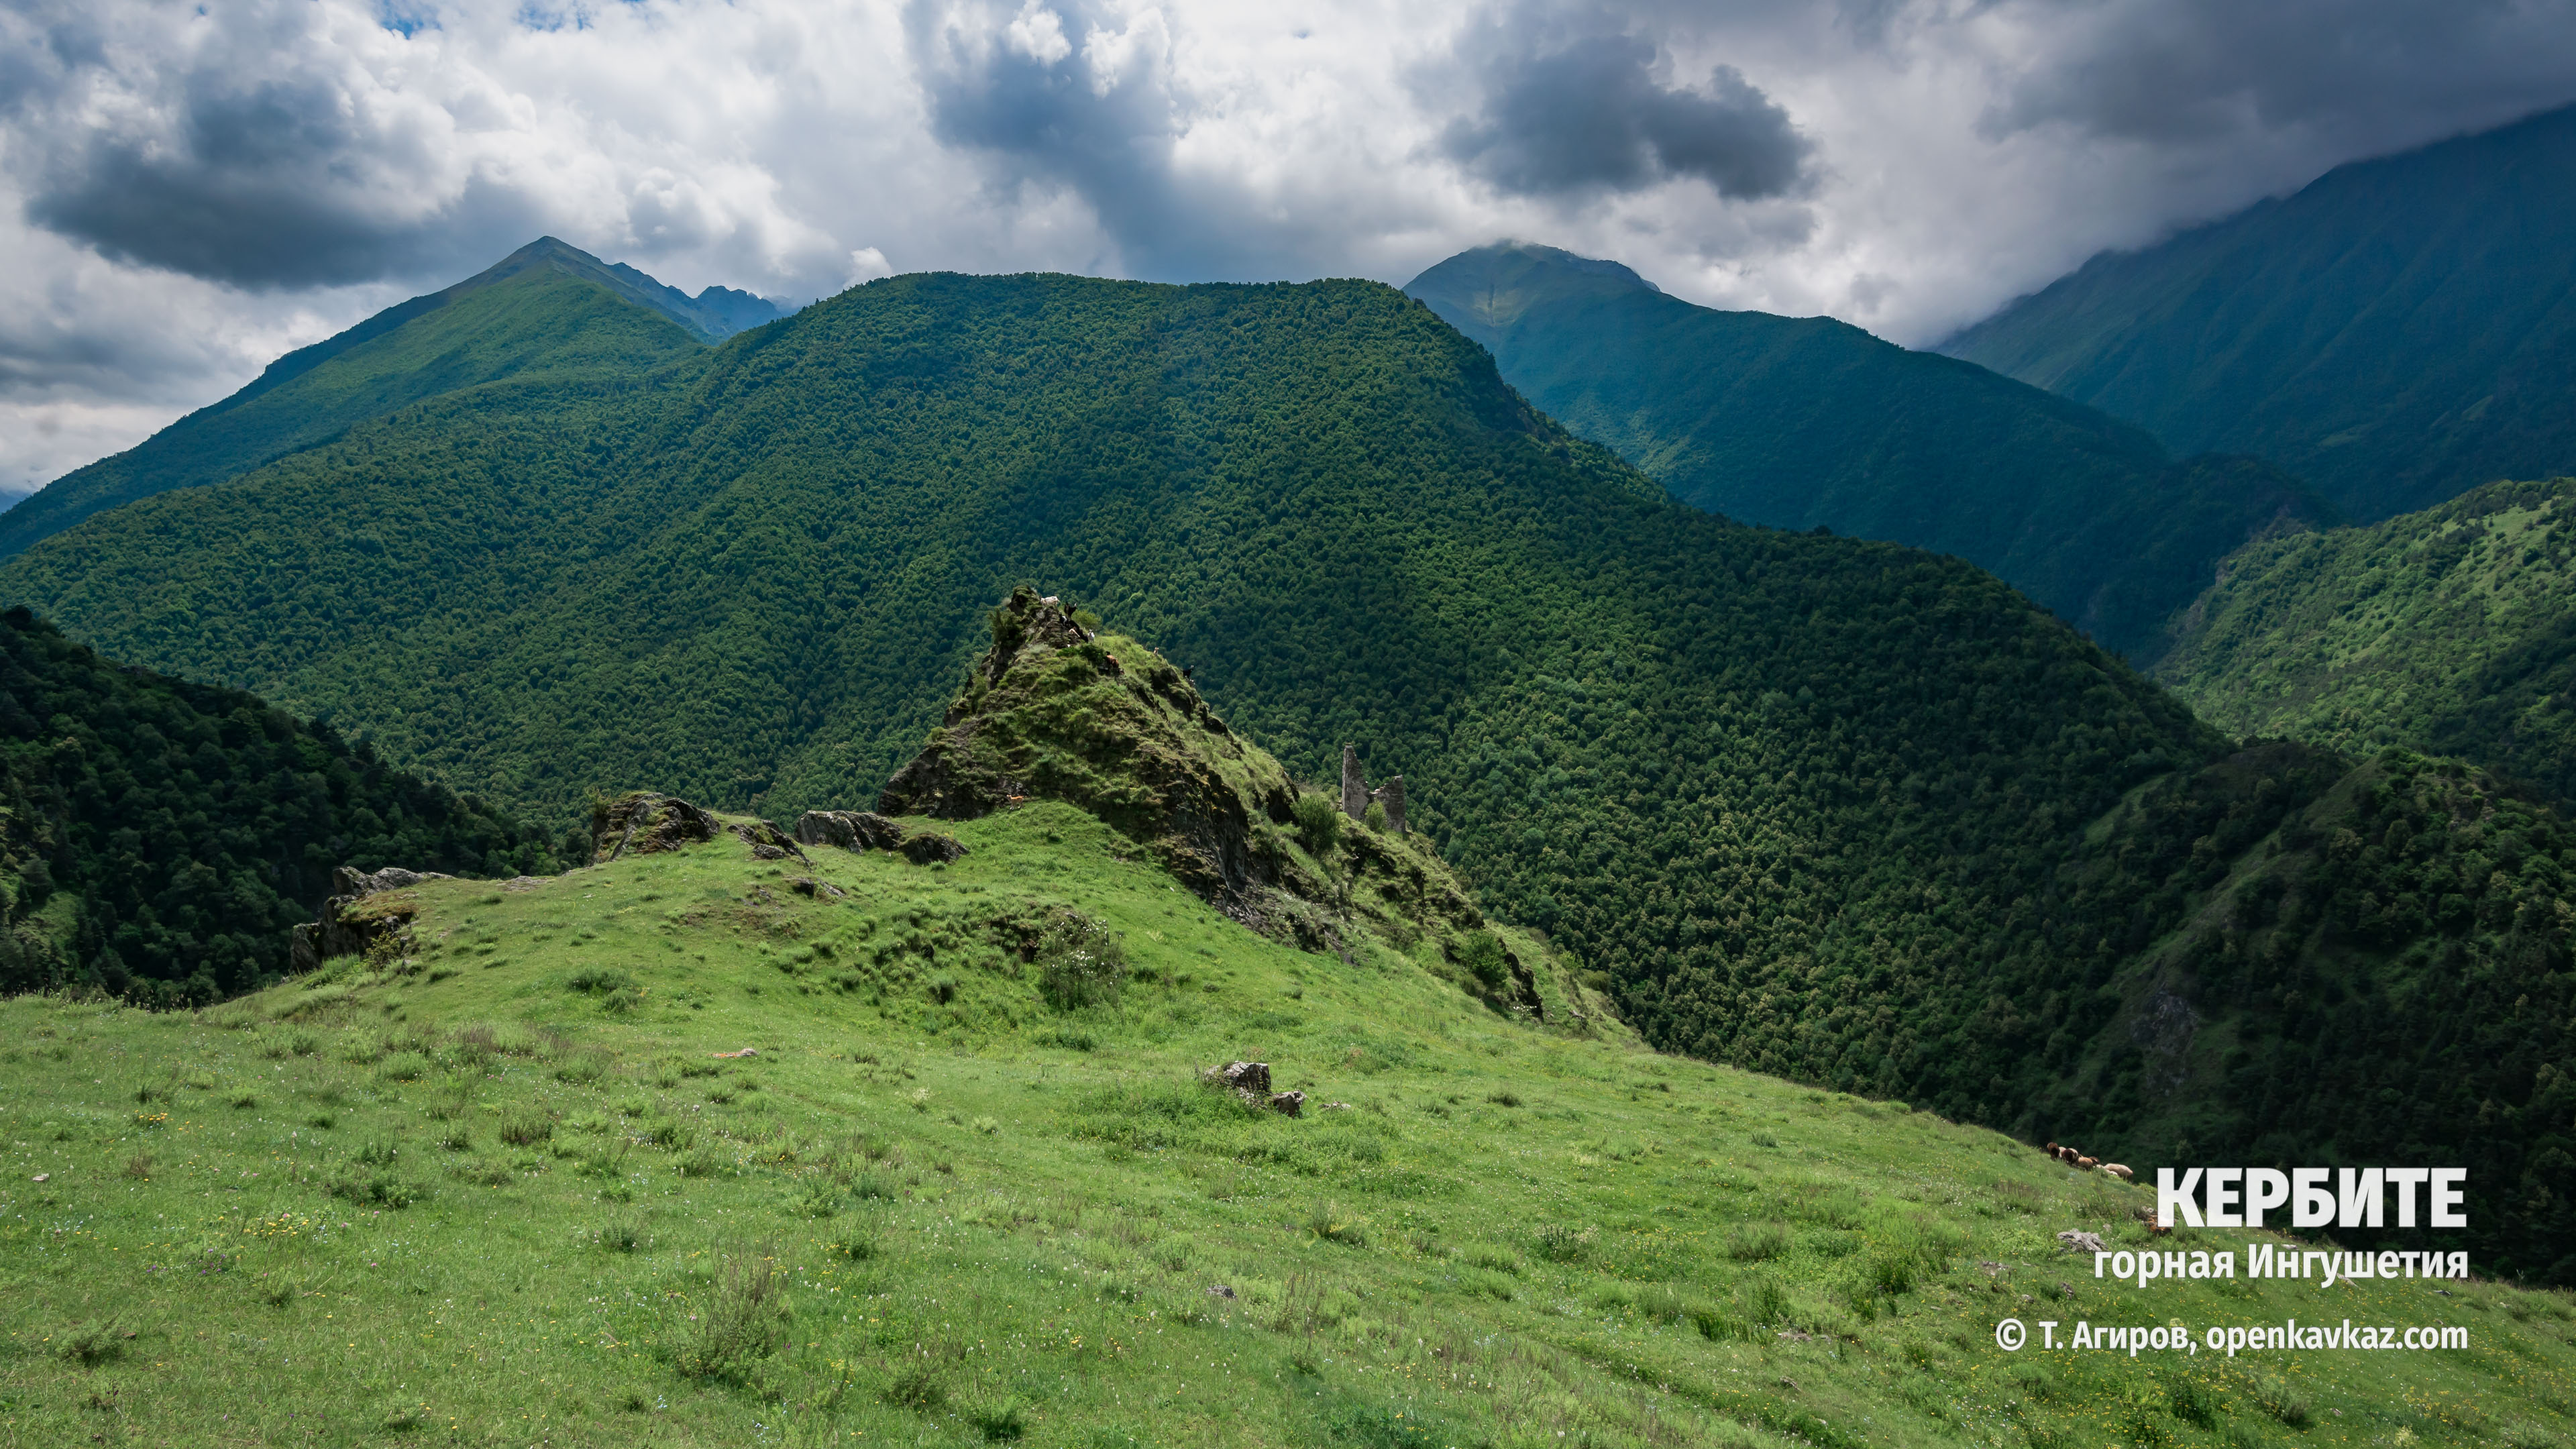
[0,237,769,561]
[1406,242,2330,661]
[2158,477,2576,805]
[5,268,2571,1270]
[1943,104,2576,521]
[0,610,557,1006]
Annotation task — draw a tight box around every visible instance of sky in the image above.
[6,0,2576,492]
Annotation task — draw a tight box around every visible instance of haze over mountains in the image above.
[1406,243,2331,661]
[1944,103,2576,522]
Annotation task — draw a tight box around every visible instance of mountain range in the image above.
[1,238,2571,1276]
[1404,244,2330,662]
[1943,103,2576,522]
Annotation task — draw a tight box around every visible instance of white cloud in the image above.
[1006,2,1074,65]
[4,0,2574,489]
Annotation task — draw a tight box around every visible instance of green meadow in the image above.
[3,802,2567,1446]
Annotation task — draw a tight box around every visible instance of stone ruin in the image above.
[1336,744,1407,835]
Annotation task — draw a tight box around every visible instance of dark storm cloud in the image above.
[904,0,1324,282]
[1434,4,1811,201]
[1988,0,2576,153]
[3,1,539,289]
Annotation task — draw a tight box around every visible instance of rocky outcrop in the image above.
[796,810,906,853]
[590,791,806,864]
[796,808,966,865]
[899,831,969,864]
[1199,1060,1306,1115]
[288,865,452,973]
[591,792,720,861]
[876,586,1290,908]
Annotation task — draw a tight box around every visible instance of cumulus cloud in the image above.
[2,0,2575,490]
[1434,5,1811,200]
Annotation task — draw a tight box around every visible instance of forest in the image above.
[0,610,557,1006]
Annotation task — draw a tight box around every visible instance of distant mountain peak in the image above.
[465,237,786,343]
[1407,241,1659,329]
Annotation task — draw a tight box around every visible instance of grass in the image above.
[0,799,2566,1445]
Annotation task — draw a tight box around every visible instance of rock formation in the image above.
[795,810,906,853]
[288,865,451,972]
[590,791,806,864]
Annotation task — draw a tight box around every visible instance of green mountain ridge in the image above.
[1941,103,2576,521]
[0,237,782,561]
[5,261,2572,1272]
[2157,477,2576,806]
[1405,241,2333,661]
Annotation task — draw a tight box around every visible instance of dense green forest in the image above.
[0,238,735,561]
[5,266,2571,1270]
[0,610,557,1006]
[2159,477,2576,806]
[1406,242,2332,660]
[1944,103,2576,522]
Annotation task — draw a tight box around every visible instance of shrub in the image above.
[329,1172,417,1210]
[2254,1377,2310,1429]
[885,1364,947,1411]
[827,1220,881,1261]
[670,1250,788,1387]
[2167,1374,2219,1431]
[968,1398,1027,1441]
[1725,1222,1791,1261]
[1455,930,1509,989]
[1036,911,1127,1011]
[1291,791,1342,855]
[553,1054,609,1085]
[1307,1201,1367,1246]
[1533,1223,1595,1263]
[1634,1284,1691,1324]
[55,1321,127,1366]
[498,1111,553,1147]
[377,1051,431,1082]
[597,1214,645,1254]
[355,1138,400,1167]
[567,966,635,995]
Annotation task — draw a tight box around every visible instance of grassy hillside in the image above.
[7,270,2572,1271]
[0,239,730,561]
[1943,104,2576,522]
[2157,478,2576,805]
[1405,243,2332,661]
[7,800,2569,1446]
[0,610,561,1006]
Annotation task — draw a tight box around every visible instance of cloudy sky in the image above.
[6,0,2576,492]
